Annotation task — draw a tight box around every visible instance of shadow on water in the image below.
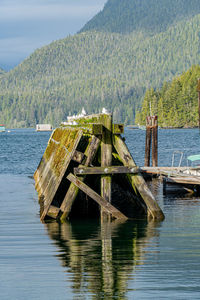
[44,219,161,299]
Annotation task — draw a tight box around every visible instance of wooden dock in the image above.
[141,167,200,183]
[141,166,200,194]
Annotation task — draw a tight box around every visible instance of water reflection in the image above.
[45,220,161,299]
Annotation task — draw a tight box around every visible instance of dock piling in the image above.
[145,116,158,167]
[34,113,164,222]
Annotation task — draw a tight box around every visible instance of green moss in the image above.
[43,127,82,178]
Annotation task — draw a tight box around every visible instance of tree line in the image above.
[135,65,200,127]
[0,13,200,127]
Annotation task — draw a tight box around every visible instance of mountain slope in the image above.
[135,65,200,127]
[80,0,200,34]
[0,13,200,127]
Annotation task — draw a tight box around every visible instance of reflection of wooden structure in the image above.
[34,113,164,222]
[45,220,160,298]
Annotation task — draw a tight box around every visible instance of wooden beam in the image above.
[165,176,200,185]
[74,166,139,175]
[67,173,128,220]
[72,150,85,164]
[47,205,60,219]
[61,123,103,135]
[113,134,164,220]
[113,124,124,134]
[40,129,83,222]
[58,136,101,221]
[101,114,112,221]
[141,166,189,174]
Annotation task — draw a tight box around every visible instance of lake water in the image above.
[1,128,200,299]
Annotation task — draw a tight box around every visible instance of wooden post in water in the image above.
[101,113,112,222]
[145,116,158,167]
[197,78,200,129]
[145,116,152,167]
[152,116,158,167]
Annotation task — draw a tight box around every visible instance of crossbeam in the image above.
[74,166,139,175]
[67,173,128,220]
[113,134,165,220]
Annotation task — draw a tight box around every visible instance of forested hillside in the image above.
[0,1,200,128]
[135,65,200,127]
[81,0,200,34]
[0,68,5,76]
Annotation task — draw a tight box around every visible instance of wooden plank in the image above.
[40,129,83,221]
[74,166,139,175]
[47,205,60,219]
[141,166,188,174]
[72,150,85,163]
[59,136,101,221]
[113,134,164,220]
[165,176,200,185]
[61,123,103,135]
[101,114,112,221]
[113,124,124,134]
[67,173,128,220]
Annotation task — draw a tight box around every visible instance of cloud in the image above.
[0,0,107,69]
[0,3,103,21]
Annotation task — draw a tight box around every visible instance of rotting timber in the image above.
[34,113,164,222]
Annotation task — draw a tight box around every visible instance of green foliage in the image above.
[136,65,200,127]
[80,0,200,34]
[0,2,200,127]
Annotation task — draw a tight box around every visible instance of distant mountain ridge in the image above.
[80,0,200,34]
[0,0,200,127]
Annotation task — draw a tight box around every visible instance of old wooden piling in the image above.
[145,116,152,167]
[34,113,164,222]
[145,116,158,167]
[101,114,112,221]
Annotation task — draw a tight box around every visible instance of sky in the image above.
[0,0,107,70]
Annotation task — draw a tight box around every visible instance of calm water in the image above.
[1,128,200,299]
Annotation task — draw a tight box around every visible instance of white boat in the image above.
[36,124,53,132]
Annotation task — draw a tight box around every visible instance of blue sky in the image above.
[0,0,107,70]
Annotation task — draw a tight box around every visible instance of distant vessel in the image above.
[36,124,53,132]
[0,124,5,132]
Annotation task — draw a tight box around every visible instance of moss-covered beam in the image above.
[74,166,139,175]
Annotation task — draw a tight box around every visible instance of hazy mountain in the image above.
[0,1,200,127]
[80,0,200,34]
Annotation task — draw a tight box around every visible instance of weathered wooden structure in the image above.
[145,116,158,167]
[34,113,164,222]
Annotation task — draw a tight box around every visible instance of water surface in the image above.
[1,128,200,299]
